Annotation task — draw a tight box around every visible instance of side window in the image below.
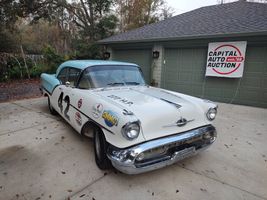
[68,68,81,87]
[57,68,68,84]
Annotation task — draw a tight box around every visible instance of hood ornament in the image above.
[163,118,194,128]
[176,118,190,127]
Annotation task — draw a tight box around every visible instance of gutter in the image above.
[97,31,267,45]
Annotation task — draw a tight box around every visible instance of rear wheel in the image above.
[48,96,57,115]
[93,128,112,170]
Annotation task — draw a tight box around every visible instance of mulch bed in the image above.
[0,78,42,103]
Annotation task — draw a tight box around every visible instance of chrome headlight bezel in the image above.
[121,121,140,141]
[206,107,217,121]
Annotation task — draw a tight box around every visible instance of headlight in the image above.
[121,121,140,140]
[206,108,217,121]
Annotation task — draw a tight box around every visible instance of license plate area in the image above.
[173,146,196,160]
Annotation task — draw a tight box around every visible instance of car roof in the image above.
[56,60,139,75]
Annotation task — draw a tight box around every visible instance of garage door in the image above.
[162,46,267,108]
[113,49,151,84]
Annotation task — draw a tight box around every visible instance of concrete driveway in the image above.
[0,97,266,200]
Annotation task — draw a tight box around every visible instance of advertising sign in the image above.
[205,41,247,78]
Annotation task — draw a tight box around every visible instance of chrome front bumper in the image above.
[107,125,217,174]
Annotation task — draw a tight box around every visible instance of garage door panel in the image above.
[163,46,267,108]
[178,72,192,81]
[246,46,267,62]
[192,85,204,96]
[113,49,151,83]
[192,74,204,83]
[263,77,267,87]
[245,61,265,73]
[241,76,262,88]
[263,91,267,101]
[165,73,178,80]
[205,78,239,88]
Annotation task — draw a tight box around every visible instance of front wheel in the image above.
[48,96,57,115]
[94,129,112,170]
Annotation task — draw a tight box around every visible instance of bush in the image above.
[29,64,44,77]
[0,53,48,82]
[42,45,65,73]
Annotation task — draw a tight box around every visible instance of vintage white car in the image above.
[40,60,217,174]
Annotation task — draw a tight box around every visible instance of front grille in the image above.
[135,135,205,168]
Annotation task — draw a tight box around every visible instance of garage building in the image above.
[99,0,267,108]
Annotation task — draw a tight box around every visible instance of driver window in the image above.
[78,71,91,89]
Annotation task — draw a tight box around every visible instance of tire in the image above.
[93,128,112,170]
[48,96,57,115]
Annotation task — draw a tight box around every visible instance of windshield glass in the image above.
[81,65,146,89]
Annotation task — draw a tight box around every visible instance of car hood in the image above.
[93,86,210,141]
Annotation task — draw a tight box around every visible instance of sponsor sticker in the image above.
[75,112,82,126]
[92,103,103,118]
[78,98,83,108]
[205,41,247,78]
[102,110,119,127]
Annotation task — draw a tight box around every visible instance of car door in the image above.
[51,67,81,123]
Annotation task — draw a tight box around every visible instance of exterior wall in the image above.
[106,46,113,60]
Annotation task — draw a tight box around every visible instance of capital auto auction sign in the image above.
[205,41,247,78]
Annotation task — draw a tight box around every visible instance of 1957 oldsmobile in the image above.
[40,60,217,174]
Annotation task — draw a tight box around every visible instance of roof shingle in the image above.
[99,1,267,44]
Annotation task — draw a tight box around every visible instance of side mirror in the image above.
[65,81,71,87]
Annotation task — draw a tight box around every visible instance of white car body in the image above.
[41,60,217,174]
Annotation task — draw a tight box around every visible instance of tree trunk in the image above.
[20,45,30,79]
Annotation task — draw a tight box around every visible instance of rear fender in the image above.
[40,73,60,95]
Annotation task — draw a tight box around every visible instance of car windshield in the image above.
[81,65,146,89]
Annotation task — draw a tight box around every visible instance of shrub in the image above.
[42,45,64,73]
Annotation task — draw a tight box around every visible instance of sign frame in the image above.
[205,41,247,78]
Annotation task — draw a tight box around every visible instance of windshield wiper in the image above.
[125,82,140,85]
[107,82,125,86]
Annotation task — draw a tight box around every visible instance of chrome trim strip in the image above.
[159,98,181,109]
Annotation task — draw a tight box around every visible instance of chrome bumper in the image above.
[107,125,216,174]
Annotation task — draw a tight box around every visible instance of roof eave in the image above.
[97,31,267,45]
